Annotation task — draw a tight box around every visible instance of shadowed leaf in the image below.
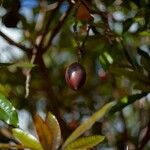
[34,114,52,150]
[109,93,148,114]
[62,101,115,149]
[12,62,36,68]
[0,63,14,67]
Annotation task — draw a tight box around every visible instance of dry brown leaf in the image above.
[34,115,52,150]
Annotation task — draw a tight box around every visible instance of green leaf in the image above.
[62,102,115,149]
[0,62,36,69]
[12,128,43,150]
[0,93,18,127]
[139,31,150,36]
[65,135,105,150]
[109,93,148,114]
[46,112,61,150]
[12,62,36,68]
[0,63,14,67]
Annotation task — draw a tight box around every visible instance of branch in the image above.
[0,30,31,53]
[121,41,137,70]
[80,0,138,70]
[43,3,73,52]
[38,1,63,50]
[35,53,71,139]
[138,121,150,150]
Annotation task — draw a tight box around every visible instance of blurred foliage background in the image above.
[0,0,150,149]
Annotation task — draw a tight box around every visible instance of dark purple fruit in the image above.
[65,62,86,90]
[2,11,20,28]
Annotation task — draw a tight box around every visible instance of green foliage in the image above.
[13,62,36,68]
[12,128,43,150]
[0,62,36,69]
[0,93,18,127]
[62,102,115,149]
[0,0,150,149]
[65,135,105,150]
[11,112,105,150]
[109,93,148,114]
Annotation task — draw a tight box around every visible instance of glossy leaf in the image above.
[34,114,52,150]
[109,93,148,114]
[65,135,105,150]
[62,101,115,149]
[46,112,61,150]
[12,128,43,150]
[0,93,18,127]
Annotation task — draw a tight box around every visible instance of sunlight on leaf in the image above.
[0,93,18,127]
[121,97,128,104]
[12,128,43,150]
[62,101,115,149]
[139,31,150,36]
[65,135,105,150]
[46,112,61,150]
[104,52,113,64]
[34,114,53,150]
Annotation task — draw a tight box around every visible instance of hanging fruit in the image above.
[65,62,86,90]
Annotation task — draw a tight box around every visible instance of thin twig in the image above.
[73,22,81,48]
[81,25,90,48]
[24,48,37,98]
[24,0,46,98]
[0,143,27,149]
[80,1,138,70]
[138,121,150,150]
[38,1,63,51]
[120,111,128,145]
[25,1,63,98]
[0,30,31,52]
[121,41,137,70]
[44,4,73,52]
